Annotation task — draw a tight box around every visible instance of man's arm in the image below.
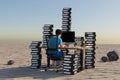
[59,37,67,48]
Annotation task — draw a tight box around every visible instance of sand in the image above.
[0,43,120,80]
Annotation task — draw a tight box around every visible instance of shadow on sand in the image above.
[0,66,67,79]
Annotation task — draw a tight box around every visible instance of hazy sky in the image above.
[0,0,120,44]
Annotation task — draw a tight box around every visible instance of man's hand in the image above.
[60,44,68,48]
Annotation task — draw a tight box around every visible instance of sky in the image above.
[0,0,120,44]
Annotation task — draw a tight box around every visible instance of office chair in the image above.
[45,35,63,70]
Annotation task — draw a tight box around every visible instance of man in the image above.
[48,29,66,66]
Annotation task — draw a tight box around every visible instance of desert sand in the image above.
[0,43,120,80]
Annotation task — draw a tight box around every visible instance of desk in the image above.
[41,46,91,67]
[41,46,91,50]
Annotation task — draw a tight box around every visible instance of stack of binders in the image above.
[42,24,53,47]
[30,41,42,69]
[74,37,84,72]
[74,37,84,47]
[63,54,78,75]
[84,32,96,69]
[62,8,72,32]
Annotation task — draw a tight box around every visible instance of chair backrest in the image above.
[46,35,58,56]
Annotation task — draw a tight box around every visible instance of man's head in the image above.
[56,29,62,37]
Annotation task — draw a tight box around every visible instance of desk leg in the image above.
[47,55,50,67]
[77,49,84,72]
[80,50,83,70]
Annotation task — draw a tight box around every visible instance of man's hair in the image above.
[56,29,62,35]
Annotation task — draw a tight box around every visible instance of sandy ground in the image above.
[0,43,120,80]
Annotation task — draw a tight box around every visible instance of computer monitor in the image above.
[61,31,75,42]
